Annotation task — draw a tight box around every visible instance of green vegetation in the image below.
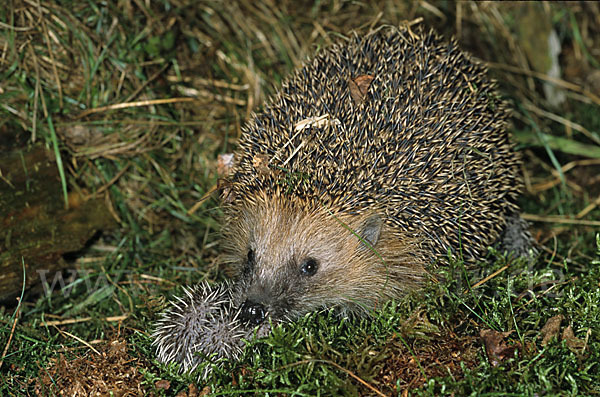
[1,1,599,395]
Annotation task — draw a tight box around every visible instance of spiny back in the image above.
[227,25,522,261]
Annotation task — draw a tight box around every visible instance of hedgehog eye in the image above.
[300,258,319,277]
[244,249,255,275]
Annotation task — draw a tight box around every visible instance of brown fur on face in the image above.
[222,190,426,320]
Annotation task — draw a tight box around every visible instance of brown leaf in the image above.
[217,153,235,178]
[252,153,271,176]
[562,325,586,353]
[155,380,171,390]
[63,124,104,147]
[480,329,520,366]
[540,314,563,346]
[294,114,341,131]
[349,74,374,104]
[188,383,199,397]
[175,383,200,397]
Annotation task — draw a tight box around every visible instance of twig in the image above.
[468,265,510,292]
[530,158,600,193]
[561,158,600,173]
[38,0,63,108]
[280,359,387,397]
[576,195,600,219]
[187,184,218,215]
[0,298,22,370]
[76,96,245,119]
[56,328,102,355]
[125,64,170,103]
[522,213,600,227]
[522,102,600,145]
[0,259,26,371]
[0,21,34,31]
[42,315,128,327]
[166,75,249,91]
[92,162,132,196]
[139,274,178,286]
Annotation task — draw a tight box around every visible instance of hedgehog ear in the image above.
[358,214,382,249]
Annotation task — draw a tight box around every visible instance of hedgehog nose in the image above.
[239,300,266,325]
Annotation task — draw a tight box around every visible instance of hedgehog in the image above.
[154,24,532,372]
[221,25,530,324]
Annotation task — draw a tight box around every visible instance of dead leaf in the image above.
[294,114,341,131]
[187,383,199,397]
[200,386,211,396]
[217,153,235,178]
[175,383,199,397]
[348,74,374,104]
[562,325,586,353]
[252,153,271,176]
[63,124,104,146]
[155,380,171,390]
[540,314,563,346]
[480,329,520,366]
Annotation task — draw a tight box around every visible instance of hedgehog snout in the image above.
[234,269,295,322]
[239,299,267,325]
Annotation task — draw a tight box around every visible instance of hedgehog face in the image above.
[235,245,326,323]
[223,193,401,324]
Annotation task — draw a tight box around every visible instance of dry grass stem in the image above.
[42,315,128,327]
[522,213,600,227]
